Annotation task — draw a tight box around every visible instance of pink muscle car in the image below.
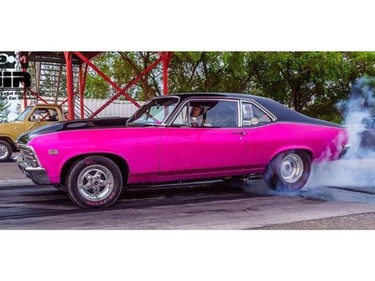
[15,93,348,209]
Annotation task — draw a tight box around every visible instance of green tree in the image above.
[0,98,10,121]
[242,52,375,121]
[83,51,375,122]
[85,53,112,99]
[168,52,256,94]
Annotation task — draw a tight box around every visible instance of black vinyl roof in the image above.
[168,92,341,128]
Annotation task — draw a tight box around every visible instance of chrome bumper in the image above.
[14,155,50,185]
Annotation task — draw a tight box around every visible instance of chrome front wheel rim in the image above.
[77,164,115,201]
[0,144,9,160]
[280,154,304,183]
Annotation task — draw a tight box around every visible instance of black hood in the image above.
[17,117,128,145]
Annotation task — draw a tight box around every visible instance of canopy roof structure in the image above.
[18,51,173,120]
[19,52,102,65]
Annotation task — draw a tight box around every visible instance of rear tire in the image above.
[0,140,12,162]
[66,156,123,209]
[264,150,311,192]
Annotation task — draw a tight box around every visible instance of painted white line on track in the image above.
[0,179,33,187]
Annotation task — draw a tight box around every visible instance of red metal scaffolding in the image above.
[18,51,173,120]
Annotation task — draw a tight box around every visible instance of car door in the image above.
[240,101,276,171]
[159,99,248,181]
[8,121,25,141]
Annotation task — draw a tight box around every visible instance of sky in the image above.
[3,0,374,51]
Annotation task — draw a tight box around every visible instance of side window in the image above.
[171,100,239,128]
[29,109,44,122]
[29,108,60,122]
[43,109,59,121]
[241,102,271,127]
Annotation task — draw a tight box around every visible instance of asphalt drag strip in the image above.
[3,158,375,229]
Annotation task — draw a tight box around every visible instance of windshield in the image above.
[15,106,33,121]
[127,97,179,126]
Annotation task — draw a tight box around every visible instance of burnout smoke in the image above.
[308,77,375,190]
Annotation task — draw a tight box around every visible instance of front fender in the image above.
[36,147,129,185]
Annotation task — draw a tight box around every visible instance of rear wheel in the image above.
[264,150,311,192]
[66,156,123,209]
[0,140,12,162]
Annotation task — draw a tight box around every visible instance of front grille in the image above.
[19,145,39,167]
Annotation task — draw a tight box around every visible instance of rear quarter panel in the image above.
[243,122,347,170]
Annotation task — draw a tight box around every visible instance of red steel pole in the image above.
[27,88,49,104]
[64,52,74,120]
[19,52,29,108]
[79,64,88,119]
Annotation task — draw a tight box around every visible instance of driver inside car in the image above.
[190,105,205,127]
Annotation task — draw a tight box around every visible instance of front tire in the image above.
[264,150,311,192]
[66,156,123,209]
[0,140,12,162]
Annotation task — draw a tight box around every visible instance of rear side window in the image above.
[241,102,271,127]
